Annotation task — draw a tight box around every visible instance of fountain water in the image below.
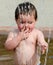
[44,28,51,65]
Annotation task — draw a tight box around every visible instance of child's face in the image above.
[16,14,36,32]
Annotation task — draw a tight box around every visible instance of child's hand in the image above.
[41,49,45,54]
[41,45,47,54]
[19,28,29,40]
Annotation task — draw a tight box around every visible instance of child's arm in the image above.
[4,32,23,50]
[37,30,48,54]
[5,29,29,51]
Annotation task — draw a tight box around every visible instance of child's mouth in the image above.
[24,27,32,33]
[22,27,29,32]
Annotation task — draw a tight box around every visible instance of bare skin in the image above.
[5,14,48,65]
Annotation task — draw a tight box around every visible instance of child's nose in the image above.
[25,23,28,27]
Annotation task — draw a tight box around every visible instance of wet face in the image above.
[16,14,36,32]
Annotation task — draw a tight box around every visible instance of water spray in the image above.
[44,28,51,65]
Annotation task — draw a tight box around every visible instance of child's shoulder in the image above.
[12,28,18,32]
[8,29,18,37]
[34,28,44,39]
[34,28,43,35]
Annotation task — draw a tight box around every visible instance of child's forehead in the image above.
[19,11,35,17]
[19,14,34,20]
[18,14,35,22]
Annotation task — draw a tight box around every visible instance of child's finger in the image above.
[24,28,29,33]
[21,27,25,32]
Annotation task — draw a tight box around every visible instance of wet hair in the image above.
[15,2,37,20]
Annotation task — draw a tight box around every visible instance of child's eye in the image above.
[20,21,25,24]
[28,21,32,24]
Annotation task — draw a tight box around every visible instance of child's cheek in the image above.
[29,25,35,31]
[18,25,23,31]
